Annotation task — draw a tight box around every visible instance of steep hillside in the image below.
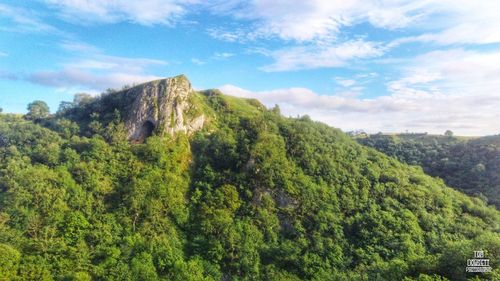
[357,133,500,208]
[0,76,498,280]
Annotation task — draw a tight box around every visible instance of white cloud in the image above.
[43,0,198,25]
[0,51,8,57]
[28,68,161,90]
[66,56,166,73]
[34,0,500,48]
[261,40,384,72]
[191,58,206,65]
[2,1,498,136]
[388,1,500,47]
[25,40,167,91]
[207,27,248,43]
[0,3,59,34]
[213,52,235,59]
[205,1,500,73]
[391,49,500,94]
[210,0,431,42]
[390,23,500,47]
[220,84,499,136]
[60,41,101,53]
[335,77,356,88]
[219,49,500,136]
[208,1,499,46]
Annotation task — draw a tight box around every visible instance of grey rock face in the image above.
[123,75,204,142]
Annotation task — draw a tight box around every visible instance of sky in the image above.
[1,1,500,136]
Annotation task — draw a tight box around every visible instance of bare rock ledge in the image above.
[123,75,205,142]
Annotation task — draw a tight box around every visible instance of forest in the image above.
[356,133,500,208]
[0,85,498,280]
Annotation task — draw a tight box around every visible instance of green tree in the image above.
[26,100,50,120]
[73,93,94,106]
[57,101,74,115]
[131,252,158,281]
[0,243,20,279]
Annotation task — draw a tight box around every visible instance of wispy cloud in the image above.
[43,0,198,25]
[260,40,384,72]
[0,71,19,80]
[66,56,166,73]
[213,52,235,59]
[208,0,430,42]
[191,58,206,65]
[60,40,101,53]
[207,1,498,45]
[205,1,500,73]
[28,69,161,90]
[207,27,248,43]
[389,49,500,96]
[0,3,60,34]
[335,78,357,88]
[389,1,500,47]
[23,40,167,90]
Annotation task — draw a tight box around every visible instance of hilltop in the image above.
[0,76,498,280]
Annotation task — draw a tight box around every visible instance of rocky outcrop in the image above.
[123,75,205,142]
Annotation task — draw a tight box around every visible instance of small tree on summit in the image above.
[26,100,50,120]
[444,130,454,137]
[73,93,93,106]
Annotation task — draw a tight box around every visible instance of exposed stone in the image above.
[252,186,298,234]
[122,75,205,142]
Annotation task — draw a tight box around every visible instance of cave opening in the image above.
[136,120,155,143]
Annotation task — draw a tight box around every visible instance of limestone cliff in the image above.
[122,75,205,142]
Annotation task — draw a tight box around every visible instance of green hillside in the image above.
[356,133,500,208]
[0,85,498,280]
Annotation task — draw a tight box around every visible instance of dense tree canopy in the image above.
[357,133,500,208]
[0,90,498,280]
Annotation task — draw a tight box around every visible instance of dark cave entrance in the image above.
[137,120,155,143]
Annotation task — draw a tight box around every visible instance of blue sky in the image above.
[1,0,499,135]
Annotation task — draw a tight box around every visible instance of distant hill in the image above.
[356,133,500,208]
[0,76,498,280]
